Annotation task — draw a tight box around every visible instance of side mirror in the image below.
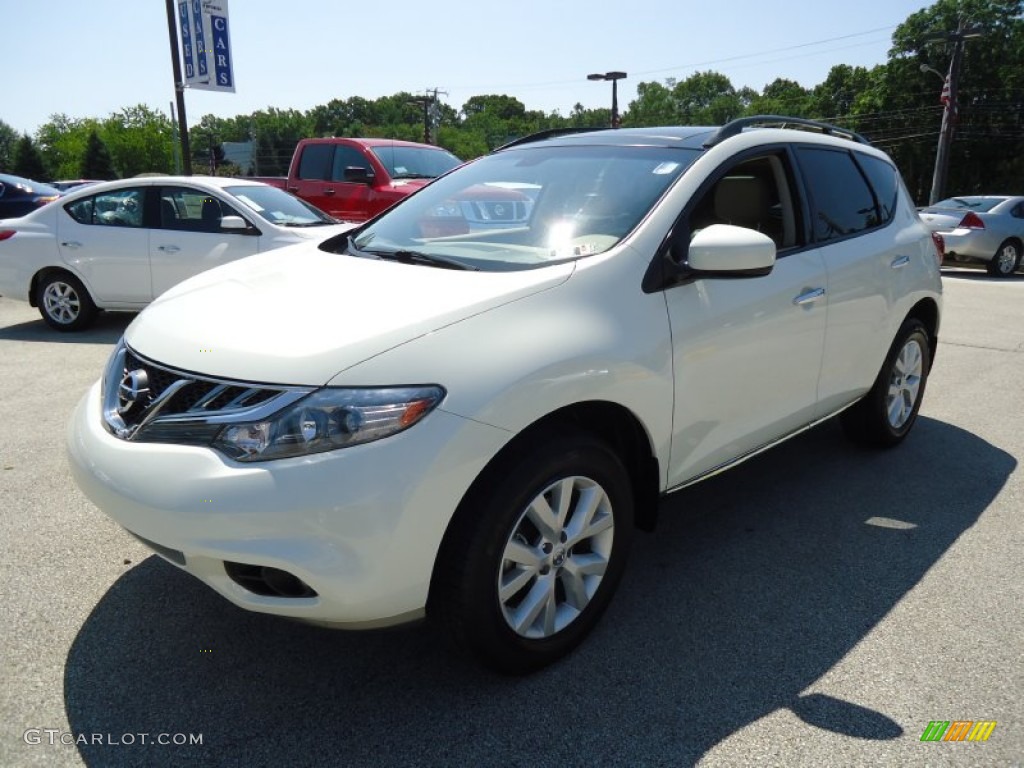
[343,166,374,184]
[687,224,776,276]
[220,215,248,231]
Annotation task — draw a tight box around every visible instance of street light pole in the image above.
[587,71,628,128]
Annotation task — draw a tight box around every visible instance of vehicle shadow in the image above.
[63,417,1014,767]
[0,311,133,344]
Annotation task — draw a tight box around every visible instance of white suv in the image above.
[68,117,943,674]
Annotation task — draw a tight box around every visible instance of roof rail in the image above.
[495,126,605,151]
[703,115,870,148]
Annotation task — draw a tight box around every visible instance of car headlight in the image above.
[213,386,445,462]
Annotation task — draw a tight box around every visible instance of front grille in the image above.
[103,342,312,444]
[122,349,279,419]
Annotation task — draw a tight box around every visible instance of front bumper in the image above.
[67,381,509,627]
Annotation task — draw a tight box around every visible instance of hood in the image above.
[125,244,574,385]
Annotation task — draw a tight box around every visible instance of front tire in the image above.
[841,318,931,448]
[36,272,97,331]
[986,239,1021,277]
[431,430,634,674]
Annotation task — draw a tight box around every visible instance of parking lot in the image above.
[1,269,1021,767]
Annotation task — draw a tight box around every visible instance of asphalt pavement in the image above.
[0,268,1021,767]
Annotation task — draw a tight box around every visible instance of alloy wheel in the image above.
[43,281,81,325]
[498,475,614,639]
[886,338,923,429]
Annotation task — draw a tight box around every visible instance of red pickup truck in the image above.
[254,137,462,222]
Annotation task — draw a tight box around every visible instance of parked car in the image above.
[50,179,103,192]
[0,176,353,330]
[68,117,943,674]
[251,137,462,220]
[0,173,61,219]
[251,137,537,231]
[918,195,1024,277]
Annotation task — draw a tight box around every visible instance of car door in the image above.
[794,147,912,415]
[289,143,371,221]
[57,186,151,304]
[662,150,828,488]
[149,185,260,299]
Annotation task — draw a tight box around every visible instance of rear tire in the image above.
[36,272,97,331]
[841,319,931,448]
[986,239,1021,277]
[431,430,634,674]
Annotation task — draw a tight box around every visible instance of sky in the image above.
[1,0,938,136]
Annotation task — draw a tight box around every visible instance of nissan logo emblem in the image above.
[118,369,150,414]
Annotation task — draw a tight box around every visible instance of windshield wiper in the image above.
[362,248,478,271]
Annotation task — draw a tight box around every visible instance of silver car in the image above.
[918,195,1024,277]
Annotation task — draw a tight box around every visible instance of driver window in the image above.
[158,186,245,233]
[331,146,372,182]
[688,155,798,251]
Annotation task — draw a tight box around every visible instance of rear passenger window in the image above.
[856,154,899,224]
[64,188,145,228]
[797,147,878,242]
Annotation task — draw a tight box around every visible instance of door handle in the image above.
[890,255,910,269]
[323,188,336,195]
[60,241,82,249]
[287,187,299,193]
[792,287,826,306]
[157,245,180,253]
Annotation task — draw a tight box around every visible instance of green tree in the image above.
[887,0,1024,198]
[248,108,314,175]
[101,105,174,177]
[747,78,811,116]
[13,134,48,180]
[0,119,17,172]
[35,114,98,180]
[80,130,117,180]
[626,81,677,125]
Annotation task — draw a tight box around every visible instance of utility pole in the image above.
[165,0,192,175]
[923,21,983,205]
[408,89,447,144]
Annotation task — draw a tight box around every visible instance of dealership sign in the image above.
[178,0,235,92]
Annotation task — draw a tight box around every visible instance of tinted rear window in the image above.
[797,147,879,242]
[856,154,899,224]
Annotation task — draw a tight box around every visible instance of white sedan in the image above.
[0,176,353,330]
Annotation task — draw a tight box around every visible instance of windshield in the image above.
[346,145,698,272]
[225,184,337,226]
[370,146,461,179]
